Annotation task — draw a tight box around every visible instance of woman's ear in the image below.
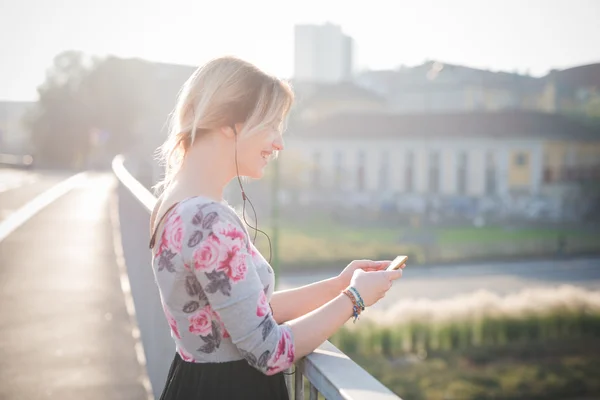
[233,122,245,136]
[219,123,244,138]
[219,125,235,138]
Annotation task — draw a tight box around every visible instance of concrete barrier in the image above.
[112,155,173,399]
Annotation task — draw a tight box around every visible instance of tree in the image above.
[25,51,154,169]
[80,56,154,157]
[25,51,92,168]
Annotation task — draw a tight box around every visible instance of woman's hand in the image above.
[336,259,396,289]
[351,268,404,307]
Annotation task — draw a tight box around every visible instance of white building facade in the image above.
[283,138,545,200]
[0,101,34,154]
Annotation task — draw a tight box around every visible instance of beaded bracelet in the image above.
[348,287,365,311]
[342,288,363,323]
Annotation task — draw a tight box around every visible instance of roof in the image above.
[0,100,35,110]
[152,61,196,80]
[290,111,600,141]
[547,63,600,91]
[291,81,387,105]
[357,61,543,92]
[0,101,35,121]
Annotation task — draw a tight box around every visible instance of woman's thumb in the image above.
[386,269,403,280]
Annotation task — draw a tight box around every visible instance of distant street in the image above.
[278,256,600,310]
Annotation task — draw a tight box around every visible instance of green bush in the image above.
[329,309,600,399]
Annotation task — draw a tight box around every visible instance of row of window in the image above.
[310,150,499,195]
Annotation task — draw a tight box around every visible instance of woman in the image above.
[149,56,404,399]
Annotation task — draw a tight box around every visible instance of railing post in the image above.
[295,363,304,399]
[285,367,294,399]
[309,384,318,400]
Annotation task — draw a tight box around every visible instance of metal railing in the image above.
[112,154,403,400]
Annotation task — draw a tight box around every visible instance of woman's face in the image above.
[235,122,284,179]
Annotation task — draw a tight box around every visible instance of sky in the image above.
[1,0,599,102]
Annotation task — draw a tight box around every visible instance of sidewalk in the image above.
[0,173,149,400]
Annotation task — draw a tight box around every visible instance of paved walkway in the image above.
[0,172,149,400]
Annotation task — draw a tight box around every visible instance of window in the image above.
[543,151,553,183]
[312,152,321,188]
[379,151,389,190]
[457,151,468,195]
[405,151,414,193]
[515,152,528,166]
[357,151,366,192]
[334,151,343,189]
[429,151,440,194]
[485,152,497,195]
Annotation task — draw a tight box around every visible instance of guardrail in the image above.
[112,154,403,400]
[0,153,34,168]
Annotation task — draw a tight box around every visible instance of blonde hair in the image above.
[153,56,294,194]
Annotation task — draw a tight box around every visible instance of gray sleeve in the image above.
[180,201,295,375]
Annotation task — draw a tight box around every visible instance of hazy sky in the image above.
[1,0,599,101]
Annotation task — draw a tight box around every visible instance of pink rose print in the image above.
[286,331,295,361]
[178,347,195,362]
[221,249,247,282]
[193,234,221,271]
[158,213,184,256]
[248,244,263,262]
[212,309,230,339]
[267,328,295,373]
[257,291,270,317]
[217,222,246,242]
[188,305,213,336]
[212,221,248,282]
[163,304,181,339]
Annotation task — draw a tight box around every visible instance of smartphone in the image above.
[387,255,408,271]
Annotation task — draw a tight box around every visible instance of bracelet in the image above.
[342,289,362,323]
[348,287,365,310]
[342,289,360,310]
[348,287,365,311]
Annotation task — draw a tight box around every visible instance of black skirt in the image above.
[159,353,290,400]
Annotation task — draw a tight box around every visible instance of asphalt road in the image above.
[278,257,600,311]
[0,169,149,400]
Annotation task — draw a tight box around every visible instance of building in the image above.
[546,63,600,117]
[355,61,554,114]
[0,101,35,154]
[282,111,600,220]
[294,23,355,84]
[290,81,389,123]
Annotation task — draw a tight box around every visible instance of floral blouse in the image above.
[151,196,295,376]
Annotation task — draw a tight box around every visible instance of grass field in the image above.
[251,215,600,269]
